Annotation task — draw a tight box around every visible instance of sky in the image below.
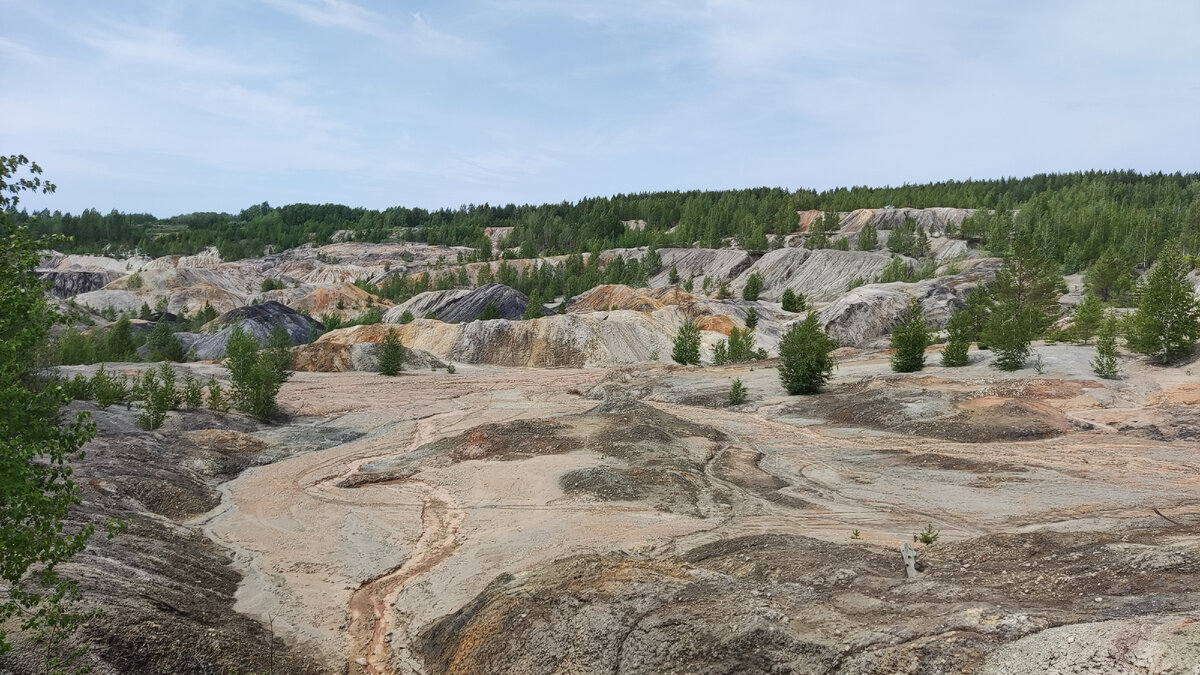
[2,0,1198,217]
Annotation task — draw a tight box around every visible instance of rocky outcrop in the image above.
[730,248,901,302]
[260,282,391,318]
[566,285,701,313]
[818,258,1002,347]
[838,206,976,235]
[645,248,759,287]
[178,301,322,360]
[384,283,528,323]
[36,270,123,297]
[142,246,223,270]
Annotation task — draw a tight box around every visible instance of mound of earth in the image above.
[645,248,758,287]
[567,284,702,313]
[384,283,529,323]
[178,301,321,359]
[0,403,324,675]
[728,248,902,303]
[792,376,1075,442]
[419,526,1200,675]
[260,281,392,318]
[291,323,446,372]
[818,259,1002,347]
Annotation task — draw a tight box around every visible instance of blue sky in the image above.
[2,0,1197,217]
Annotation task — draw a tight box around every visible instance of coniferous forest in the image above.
[9,171,1199,272]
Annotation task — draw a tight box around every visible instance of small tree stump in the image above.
[900,542,918,579]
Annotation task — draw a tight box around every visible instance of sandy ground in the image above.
[192,346,1200,673]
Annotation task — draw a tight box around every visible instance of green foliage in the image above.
[90,365,130,408]
[1091,319,1121,379]
[671,319,702,365]
[711,339,728,366]
[728,379,747,405]
[1084,250,1136,304]
[876,255,912,283]
[260,277,285,292]
[887,218,932,258]
[642,247,662,275]
[182,374,204,409]
[224,324,291,421]
[856,224,878,251]
[744,307,758,331]
[446,363,456,374]
[136,363,180,430]
[668,265,680,285]
[778,313,837,395]
[890,299,930,372]
[914,524,940,545]
[379,328,404,376]
[125,272,144,290]
[147,320,186,362]
[846,276,866,291]
[941,309,972,367]
[830,237,850,251]
[1,155,99,658]
[397,310,415,324]
[981,237,1061,370]
[194,301,219,326]
[780,288,806,313]
[424,311,438,320]
[742,273,763,301]
[104,316,138,362]
[206,378,228,415]
[62,374,93,401]
[1126,247,1200,363]
[55,328,102,365]
[522,291,544,320]
[478,303,501,321]
[351,307,383,326]
[1071,292,1105,344]
[806,211,837,249]
[138,302,152,320]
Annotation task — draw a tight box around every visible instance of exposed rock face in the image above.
[818,259,1002,347]
[837,206,976,235]
[142,246,223,270]
[566,285,703,313]
[290,323,445,372]
[731,248,901,302]
[383,283,528,323]
[178,301,322,360]
[36,270,123,297]
[645,248,759,287]
[260,282,392,318]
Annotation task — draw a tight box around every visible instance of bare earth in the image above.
[191,345,1200,674]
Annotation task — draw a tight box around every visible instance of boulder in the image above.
[384,283,528,323]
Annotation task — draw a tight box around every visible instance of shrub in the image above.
[780,288,805,313]
[424,311,438,320]
[876,255,911,284]
[857,224,878,251]
[889,299,930,372]
[147,320,185,362]
[778,313,837,395]
[182,375,204,409]
[744,307,758,331]
[1072,292,1105,344]
[668,265,680,285]
[846,276,866,291]
[728,379,747,405]
[104,316,138,362]
[206,378,229,415]
[126,273,144,290]
[742,273,763,301]
[522,291,544,320]
[397,310,415,324]
[136,364,179,430]
[379,328,404,376]
[56,328,100,365]
[671,319,702,365]
[913,524,940,545]
[62,374,93,401]
[260,277,285,292]
[478,303,500,321]
[225,324,291,421]
[446,363,456,374]
[352,307,383,326]
[91,365,129,408]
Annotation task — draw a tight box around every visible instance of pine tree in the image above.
[963,285,994,347]
[742,273,763,301]
[379,327,404,376]
[941,309,971,367]
[1091,319,1121,379]
[1127,247,1200,363]
[778,313,837,395]
[889,299,930,372]
[728,379,747,405]
[104,316,138,361]
[478,303,501,321]
[668,265,680,285]
[1071,292,1105,344]
[981,237,1060,371]
[398,310,415,324]
[857,224,878,251]
[781,288,805,312]
[522,291,544,320]
[671,319,701,365]
[711,339,729,366]
[744,307,758,331]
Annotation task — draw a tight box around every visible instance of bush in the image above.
[91,365,129,408]
[744,307,758,331]
[889,299,930,372]
[136,363,180,430]
[206,378,229,415]
[729,379,747,405]
[846,276,866,291]
[260,277,285,292]
[62,374,93,401]
[522,291,544,320]
[397,310,415,324]
[671,319,701,365]
[56,328,101,365]
[182,375,204,409]
[857,224,878,251]
[780,288,805,313]
[778,313,837,395]
[876,255,911,284]
[147,320,185,362]
[712,339,728,366]
[913,524,940,545]
[104,316,138,362]
[1072,292,1105,344]
[478,303,500,321]
[742,273,763,301]
[446,363,456,374]
[379,328,404,376]
[126,273,144,290]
